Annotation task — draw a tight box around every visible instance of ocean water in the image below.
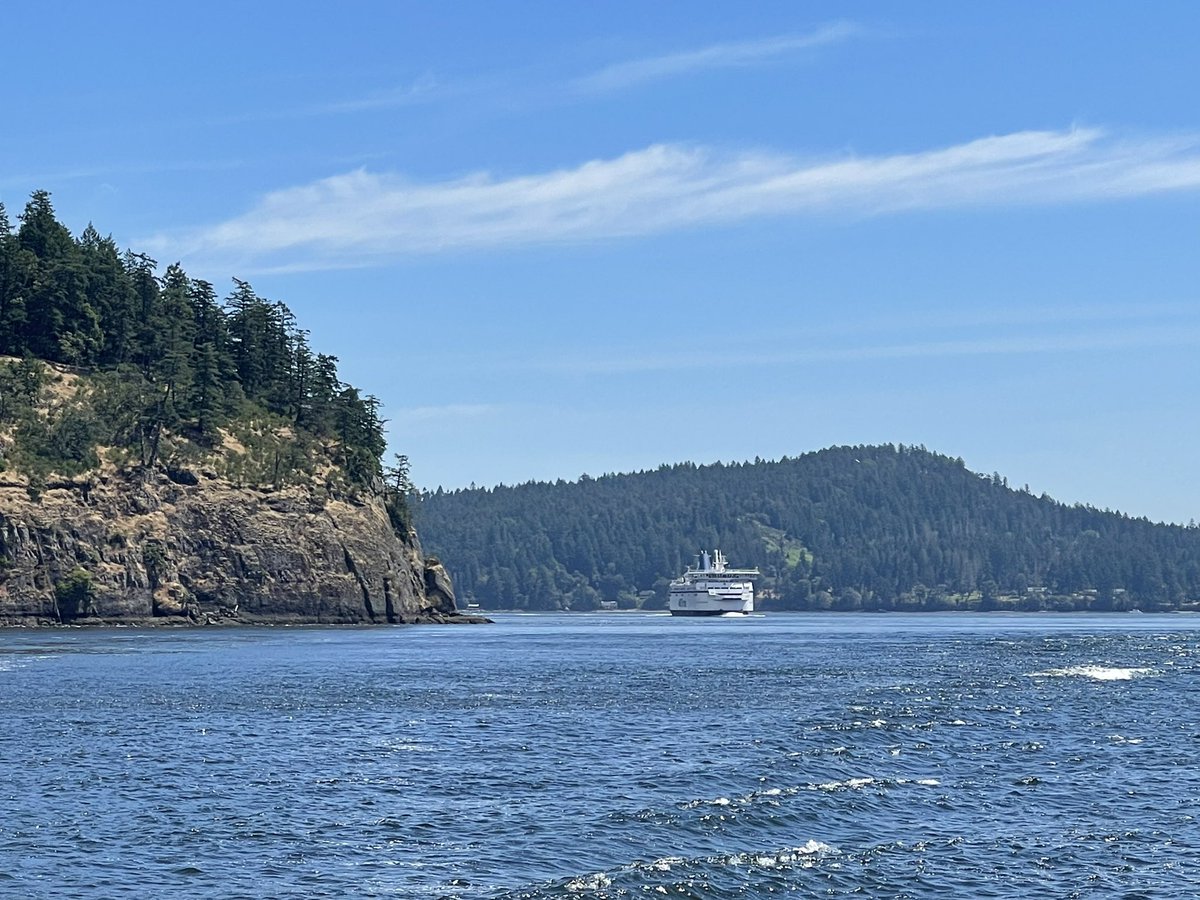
[2,612,1199,898]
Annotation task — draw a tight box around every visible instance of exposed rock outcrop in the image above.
[0,468,488,626]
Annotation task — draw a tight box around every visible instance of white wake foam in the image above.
[555,842,838,894]
[727,841,836,869]
[1031,665,1154,681]
[1108,734,1145,745]
[816,776,876,791]
[565,872,611,892]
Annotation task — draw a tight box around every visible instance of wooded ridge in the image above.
[417,445,1200,612]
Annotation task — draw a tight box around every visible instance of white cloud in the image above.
[145,127,1200,272]
[573,22,862,93]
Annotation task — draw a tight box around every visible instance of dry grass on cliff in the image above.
[0,355,82,408]
[2,358,368,503]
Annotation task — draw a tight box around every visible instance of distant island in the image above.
[0,190,481,626]
[418,445,1200,613]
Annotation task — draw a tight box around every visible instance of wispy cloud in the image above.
[530,322,1200,376]
[304,74,441,115]
[205,75,442,127]
[387,403,502,426]
[145,127,1200,272]
[1,157,247,190]
[574,22,862,93]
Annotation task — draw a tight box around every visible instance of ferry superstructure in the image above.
[668,549,759,616]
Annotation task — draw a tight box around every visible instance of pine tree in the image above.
[123,251,160,377]
[79,224,137,366]
[153,263,196,426]
[224,278,268,400]
[0,202,31,356]
[186,278,229,441]
[17,191,101,365]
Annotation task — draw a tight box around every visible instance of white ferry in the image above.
[668,549,759,616]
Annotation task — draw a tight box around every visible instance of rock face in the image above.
[0,469,486,626]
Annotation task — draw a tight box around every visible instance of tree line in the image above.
[416,444,1200,612]
[0,191,388,492]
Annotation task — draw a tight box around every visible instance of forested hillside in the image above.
[417,445,1200,612]
[0,191,401,500]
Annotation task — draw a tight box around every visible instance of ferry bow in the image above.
[668,549,759,616]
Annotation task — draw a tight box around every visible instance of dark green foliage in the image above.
[186,278,239,442]
[0,202,33,356]
[383,453,415,537]
[54,567,95,620]
[385,495,413,540]
[418,445,1200,612]
[79,225,137,366]
[0,190,389,489]
[12,402,101,477]
[0,358,100,478]
[15,191,102,365]
[142,542,167,589]
[0,356,46,423]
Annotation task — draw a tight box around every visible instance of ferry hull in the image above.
[668,607,750,617]
[667,590,753,617]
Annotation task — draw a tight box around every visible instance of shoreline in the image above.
[0,611,493,629]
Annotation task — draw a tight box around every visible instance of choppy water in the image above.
[2,612,1200,898]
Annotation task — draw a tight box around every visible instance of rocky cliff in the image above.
[0,466,484,626]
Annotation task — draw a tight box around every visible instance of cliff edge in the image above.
[0,467,486,626]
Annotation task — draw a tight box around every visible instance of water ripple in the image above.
[1,613,1199,897]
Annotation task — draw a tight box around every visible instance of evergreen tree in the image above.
[0,202,32,356]
[306,352,342,435]
[186,278,229,441]
[17,191,100,364]
[153,263,197,426]
[291,328,314,427]
[124,251,160,377]
[225,278,268,400]
[79,224,137,365]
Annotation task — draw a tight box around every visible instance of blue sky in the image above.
[5,2,1200,523]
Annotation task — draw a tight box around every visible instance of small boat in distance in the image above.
[668,550,759,616]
